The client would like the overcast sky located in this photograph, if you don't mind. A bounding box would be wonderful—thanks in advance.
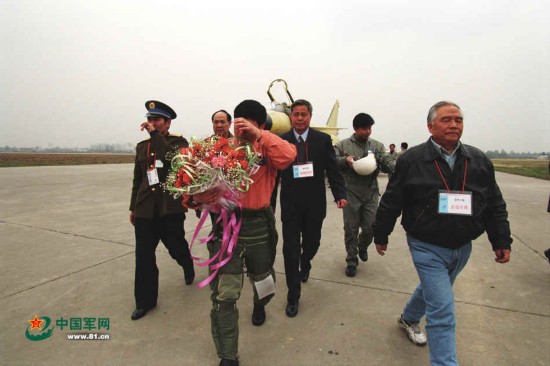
[1,0,549,152]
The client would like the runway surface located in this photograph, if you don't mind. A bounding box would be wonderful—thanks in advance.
[1,164,549,365]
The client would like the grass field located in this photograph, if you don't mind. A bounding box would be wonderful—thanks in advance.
[0,153,134,167]
[492,159,549,181]
[1,153,549,181]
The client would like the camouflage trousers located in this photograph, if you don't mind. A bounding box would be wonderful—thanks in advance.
[207,207,278,360]
[343,193,379,266]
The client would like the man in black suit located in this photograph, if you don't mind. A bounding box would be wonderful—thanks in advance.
[279,99,347,318]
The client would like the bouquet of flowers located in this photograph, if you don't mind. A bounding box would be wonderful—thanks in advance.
[165,135,262,287]
[165,135,261,206]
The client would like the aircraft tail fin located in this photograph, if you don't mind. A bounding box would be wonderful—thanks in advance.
[326,100,340,127]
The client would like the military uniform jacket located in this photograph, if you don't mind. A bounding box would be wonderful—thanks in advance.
[130,131,188,219]
[334,135,395,208]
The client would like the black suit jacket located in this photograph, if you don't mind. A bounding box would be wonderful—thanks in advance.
[279,128,346,221]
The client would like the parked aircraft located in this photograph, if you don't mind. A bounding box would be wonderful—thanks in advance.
[263,79,345,144]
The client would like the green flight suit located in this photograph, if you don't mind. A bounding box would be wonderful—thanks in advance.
[207,207,278,360]
[334,134,395,267]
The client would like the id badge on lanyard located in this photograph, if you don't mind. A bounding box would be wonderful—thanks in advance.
[438,190,472,216]
[293,162,314,178]
[147,168,160,185]
[434,159,472,216]
[146,143,161,186]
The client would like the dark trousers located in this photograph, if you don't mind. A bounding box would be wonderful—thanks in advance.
[282,206,324,302]
[134,213,193,309]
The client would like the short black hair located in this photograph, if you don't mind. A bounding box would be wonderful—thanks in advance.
[352,113,375,129]
[211,109,232,122]
[291,99,313,114]
[234,100,266,125]
[401,142,408,149]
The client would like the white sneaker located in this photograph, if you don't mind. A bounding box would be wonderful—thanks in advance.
[398,315,427,346]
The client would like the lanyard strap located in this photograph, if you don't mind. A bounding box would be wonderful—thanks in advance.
[434,159,468,192]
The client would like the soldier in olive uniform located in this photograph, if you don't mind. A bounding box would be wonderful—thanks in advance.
[334,113,395,277]
[129,100,195,321]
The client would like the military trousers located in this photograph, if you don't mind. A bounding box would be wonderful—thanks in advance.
[343,192,379,266]
[134,213,194,309]
[208,207,278,361]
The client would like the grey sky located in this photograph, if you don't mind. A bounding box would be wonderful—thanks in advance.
[1,0,549,152]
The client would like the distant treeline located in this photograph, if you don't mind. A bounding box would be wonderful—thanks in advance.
[1,143,135,153]
[484,150,549,159]
[0,146,548,158]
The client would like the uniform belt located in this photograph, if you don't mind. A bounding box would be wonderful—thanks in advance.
[240,207,272,218]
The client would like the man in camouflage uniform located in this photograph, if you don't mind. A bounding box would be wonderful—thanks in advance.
[334,113,395,277]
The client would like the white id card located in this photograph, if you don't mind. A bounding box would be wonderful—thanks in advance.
[438,190,472,216]
[292,162,314,178]
[155,159,164,168]
[147,168,160,186]
[253,274,276,300]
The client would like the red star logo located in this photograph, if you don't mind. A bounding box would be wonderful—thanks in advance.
[28,315,44,330]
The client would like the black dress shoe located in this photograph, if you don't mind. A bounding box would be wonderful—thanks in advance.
[285,300,299,318]
[219,358,239,366]
[345,265,357,277]
[185,271,195,285]
[300,269,310,283]
[131,308,149,320]
[251,304,266,326]
[359,249,369,262]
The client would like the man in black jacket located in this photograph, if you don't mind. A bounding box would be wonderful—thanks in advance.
[279,99,347,318]
[373,101,512,366]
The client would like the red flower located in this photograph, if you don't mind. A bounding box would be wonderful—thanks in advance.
[222,146,233,155]
[182,172,193,185]
[193,145,203,154]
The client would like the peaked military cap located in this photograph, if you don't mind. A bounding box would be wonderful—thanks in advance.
[145,100,177,119]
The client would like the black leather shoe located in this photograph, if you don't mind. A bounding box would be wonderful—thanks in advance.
[219,358,240,366]
[285,300,299,318]
[345,265,357,277]
[131,308,149,320]
[252,304,266,326]
[300,269,310,283]
[359,249,369,262]
[184,270,195,285]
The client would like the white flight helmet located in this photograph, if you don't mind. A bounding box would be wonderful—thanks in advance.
[352,153,377,176]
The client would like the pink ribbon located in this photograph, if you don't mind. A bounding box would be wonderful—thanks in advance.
[188,203,242,288]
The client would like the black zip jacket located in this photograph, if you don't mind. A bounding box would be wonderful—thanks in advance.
[373,138,512,250]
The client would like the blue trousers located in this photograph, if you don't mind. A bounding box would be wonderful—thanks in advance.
[403,234,472,366]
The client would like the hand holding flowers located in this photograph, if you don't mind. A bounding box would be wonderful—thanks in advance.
[165,135,261,207]
[164,135,262,287]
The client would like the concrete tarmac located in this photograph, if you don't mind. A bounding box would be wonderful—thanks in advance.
[1,164,549,366]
